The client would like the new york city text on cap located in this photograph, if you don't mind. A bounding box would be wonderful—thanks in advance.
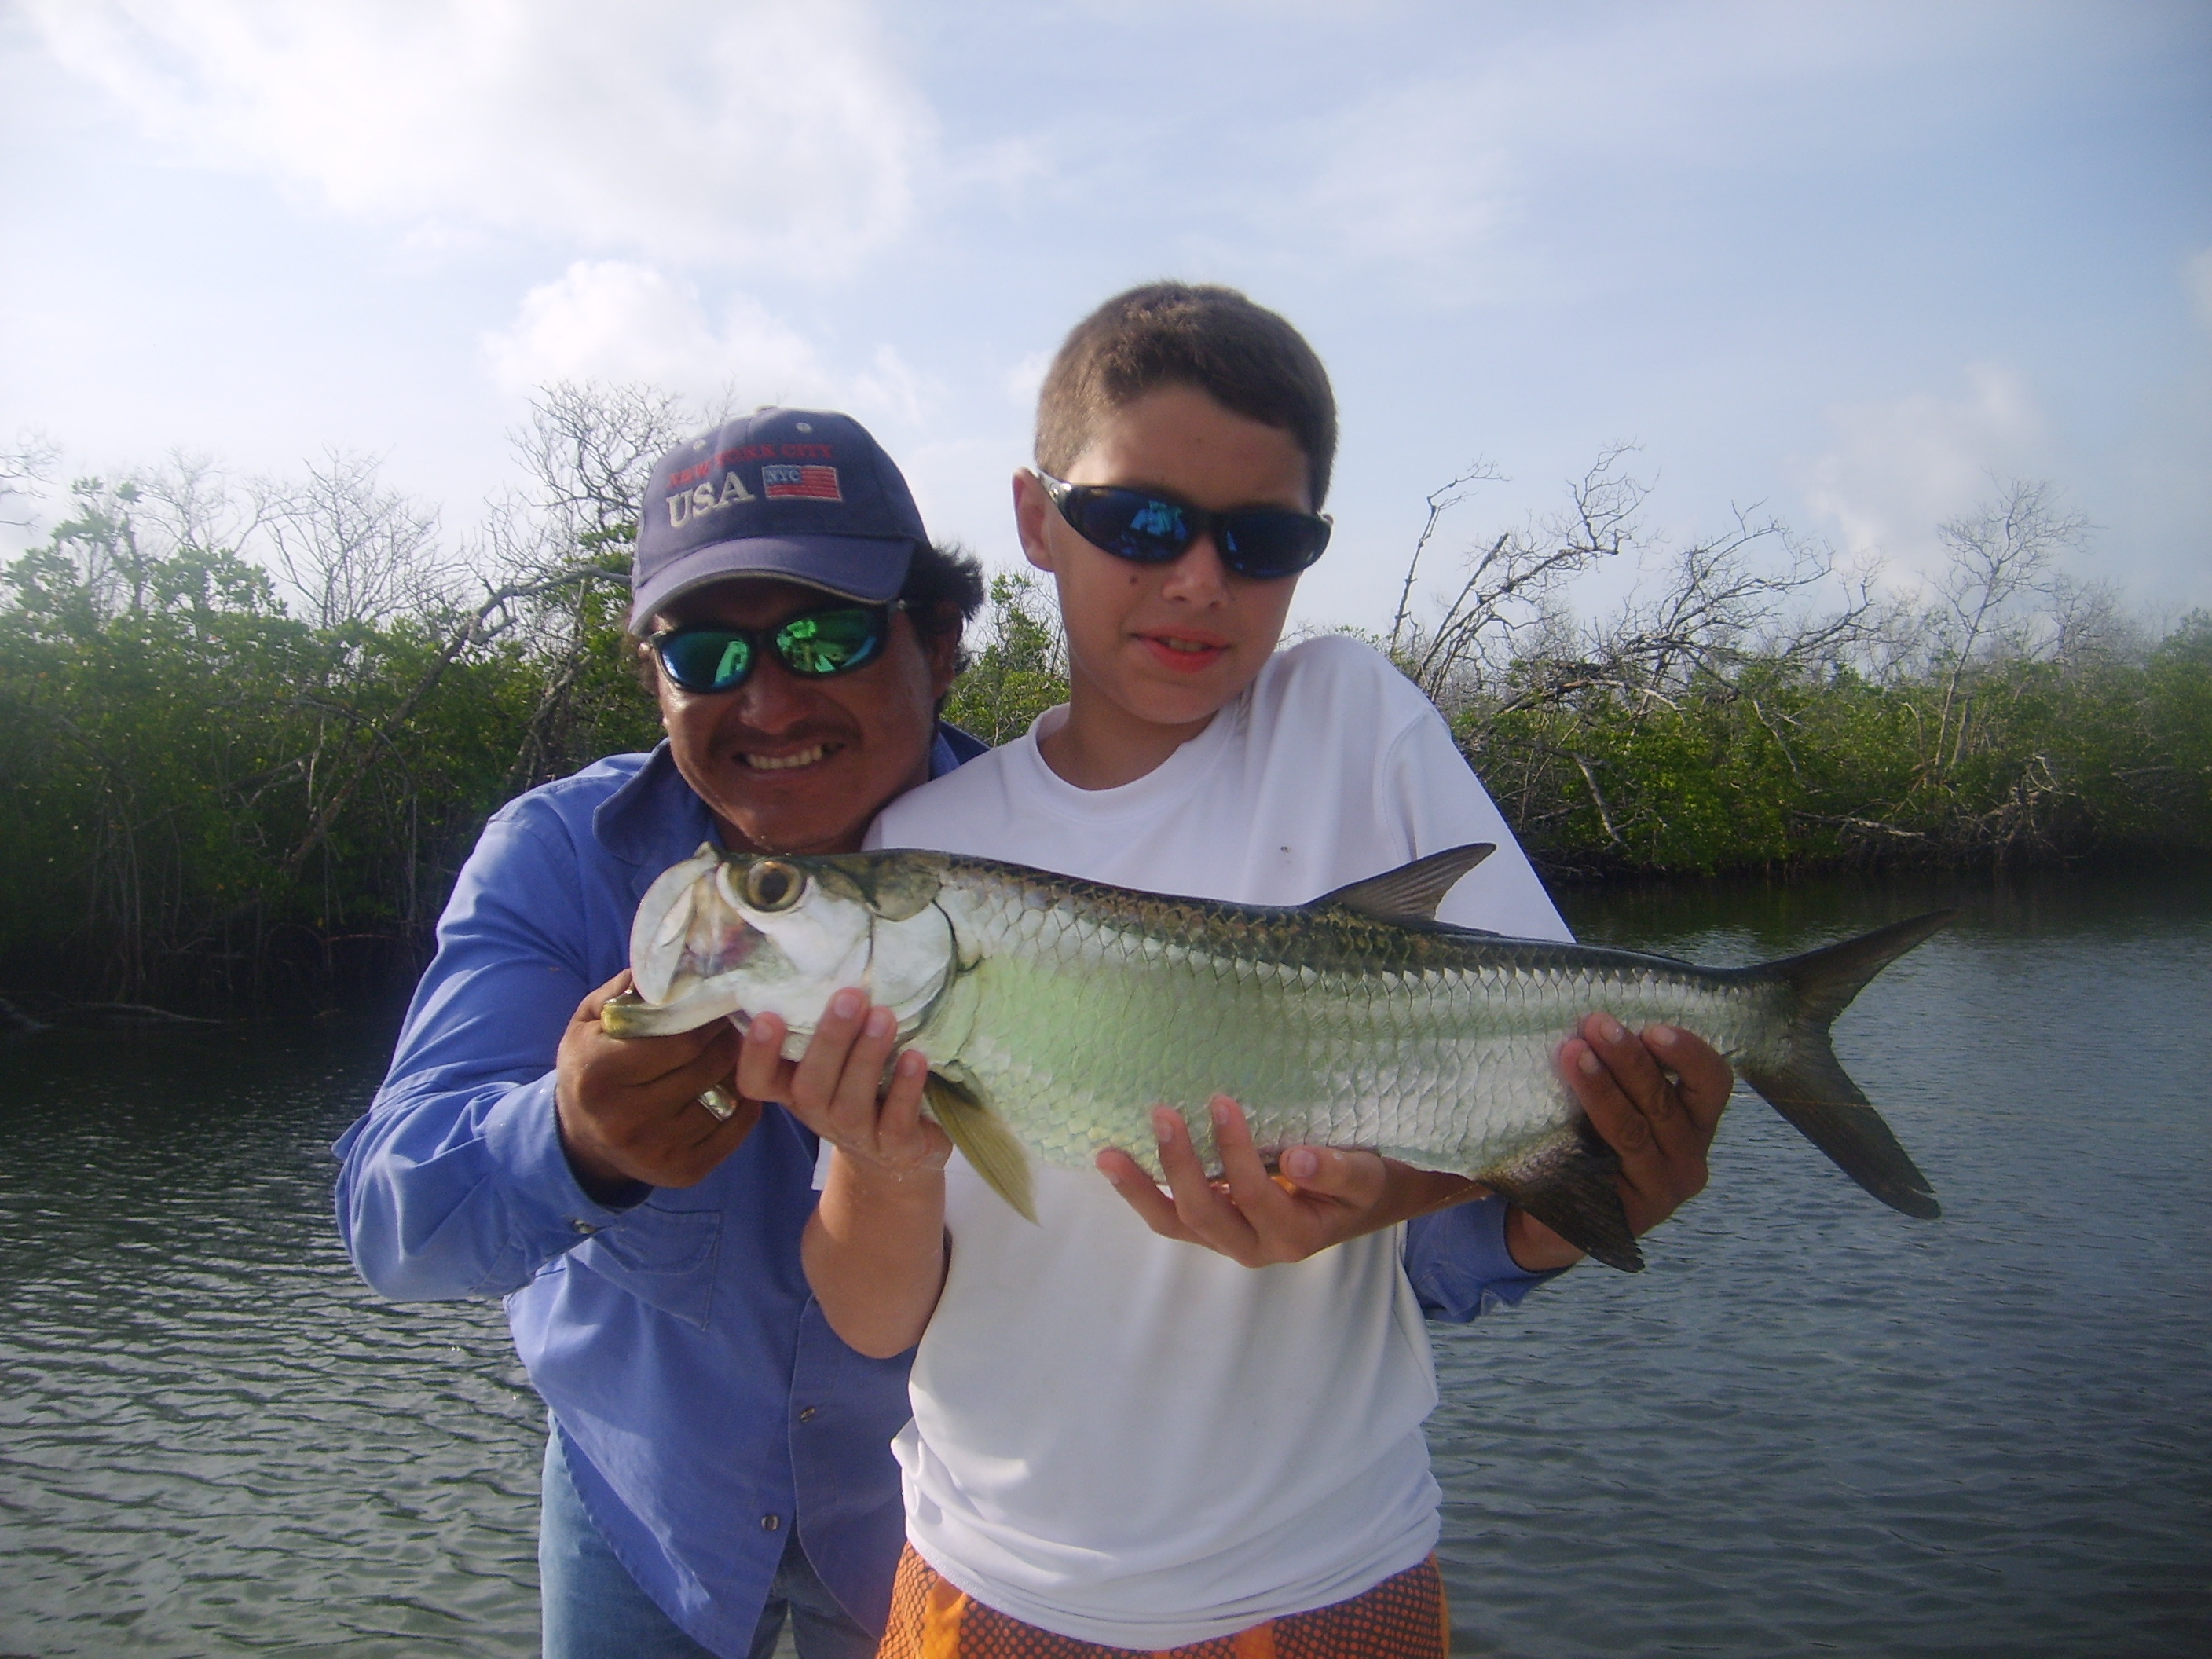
[632,407,928,620]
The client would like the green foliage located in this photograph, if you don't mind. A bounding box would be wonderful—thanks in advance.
[1463,619,2212,877]
[0,478,647,1011]
[942,573,1068,746]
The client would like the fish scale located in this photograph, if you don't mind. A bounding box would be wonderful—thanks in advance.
[602,844,1950,1269]
[929,870,1780,1181]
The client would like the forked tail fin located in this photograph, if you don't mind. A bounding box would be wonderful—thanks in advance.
[1736,910,1955,1220]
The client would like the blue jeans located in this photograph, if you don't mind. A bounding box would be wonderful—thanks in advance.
[538,1430,878,1659]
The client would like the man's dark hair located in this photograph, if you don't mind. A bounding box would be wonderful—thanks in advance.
[1034,282,1339,509]
[901,540,986,672]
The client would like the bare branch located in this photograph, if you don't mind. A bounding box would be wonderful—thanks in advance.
[1388,462,1501,657]
[512,381,706,548]
[1,431,60,529]
[256,449,449,630]
[1931,477,2088,771]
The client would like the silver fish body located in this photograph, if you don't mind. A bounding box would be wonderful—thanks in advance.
[604,844,1946,1268]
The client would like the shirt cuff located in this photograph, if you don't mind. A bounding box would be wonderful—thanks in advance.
[480,1072,650,1243]
[1406,1192,1569,1323]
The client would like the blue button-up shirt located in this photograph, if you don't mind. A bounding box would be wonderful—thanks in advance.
[333,731,1548,1656]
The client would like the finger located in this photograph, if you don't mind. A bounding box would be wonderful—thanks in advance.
[876,1047,934,1133]
[1558,1035,1657,1167]
[661,1025,744,1111]
[734,1012,799,1104]
[1152,1106,1260,1256]
[886,1050,954,1168]
[1207,1097,1299,1219]
[588,1018,734,1099]
[1097,1148,1202,1243]
[824,1005,904,1137]
[787,988,870,1111]
[683,1085,763,1151]
[575,969,635,1022]
[1275,1144,1390,1208]
[1580,1012,1678,1128]
[1642,1025,1734,1132]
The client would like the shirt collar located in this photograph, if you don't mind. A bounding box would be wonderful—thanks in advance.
[591,743,712,866]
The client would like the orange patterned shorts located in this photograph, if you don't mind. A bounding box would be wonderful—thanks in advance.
[875,1545,1451,1659]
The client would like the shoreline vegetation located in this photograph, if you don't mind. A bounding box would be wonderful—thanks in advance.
[5,386,2207,1016]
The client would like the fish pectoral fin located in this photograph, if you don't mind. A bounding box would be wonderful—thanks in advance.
[1481,1120,1645,1273]
[923,1072,1036,1225]
[1310,844,1496,924]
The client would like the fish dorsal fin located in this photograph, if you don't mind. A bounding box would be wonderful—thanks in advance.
[1309,844,1495,924]
[924,1072,1036,1224]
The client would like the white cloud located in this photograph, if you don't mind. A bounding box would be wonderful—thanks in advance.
[482,261,941,431]
[1801,363,2053,585]
[25,0,932,271]
[483,262,833,406]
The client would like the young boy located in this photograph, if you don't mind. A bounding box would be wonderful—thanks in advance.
[742,284,1730,1657]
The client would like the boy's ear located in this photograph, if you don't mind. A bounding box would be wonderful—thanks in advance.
[1011,470,1058,574]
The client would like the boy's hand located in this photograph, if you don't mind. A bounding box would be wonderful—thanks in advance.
[1097,1020,1734,1269]
[1097,1097,1477,1267]
[736,991,950,1181]
[758,989,953,1361]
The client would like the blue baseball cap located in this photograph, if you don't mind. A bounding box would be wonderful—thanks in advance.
[632,408,926,621]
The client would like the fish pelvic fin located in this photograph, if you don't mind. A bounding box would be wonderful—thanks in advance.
[1739,910,1956,1221]
[924,1071,1036,1224]
[1312,844,1496,924]
[1481,1120,1644,1273]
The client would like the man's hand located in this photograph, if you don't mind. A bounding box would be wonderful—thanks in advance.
[1097,1100,1474,1267]
[555,970,754,1199]
[735,991,951,1181]
[1503,1017,1735,1271]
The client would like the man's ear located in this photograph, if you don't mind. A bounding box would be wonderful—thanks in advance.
[1012,470,1057,574]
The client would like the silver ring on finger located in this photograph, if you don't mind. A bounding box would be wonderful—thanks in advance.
[696,1084,739,1122]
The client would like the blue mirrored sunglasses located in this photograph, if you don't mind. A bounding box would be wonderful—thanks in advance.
[650,602,904,694]
[1037,472,1331,580]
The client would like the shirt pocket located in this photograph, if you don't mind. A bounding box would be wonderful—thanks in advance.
[569,1203,723,1331]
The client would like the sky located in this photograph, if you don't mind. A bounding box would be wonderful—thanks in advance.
[3,0,2208,637]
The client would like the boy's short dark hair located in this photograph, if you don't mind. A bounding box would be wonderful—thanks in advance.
[1035,282,1339,509]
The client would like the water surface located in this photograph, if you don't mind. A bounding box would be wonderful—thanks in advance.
[1,870,2206,1655]
[1433,868,2211,1656]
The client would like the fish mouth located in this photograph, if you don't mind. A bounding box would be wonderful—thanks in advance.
[742,742,835,771]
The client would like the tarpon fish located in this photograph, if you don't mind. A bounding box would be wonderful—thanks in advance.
[602,844,1947,1269]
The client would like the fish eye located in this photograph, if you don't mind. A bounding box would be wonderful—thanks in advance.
[741,859,805,913]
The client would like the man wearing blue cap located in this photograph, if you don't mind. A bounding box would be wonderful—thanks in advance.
[335,408,987,1659]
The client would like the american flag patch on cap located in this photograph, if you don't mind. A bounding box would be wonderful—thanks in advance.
[762,464,842,501]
